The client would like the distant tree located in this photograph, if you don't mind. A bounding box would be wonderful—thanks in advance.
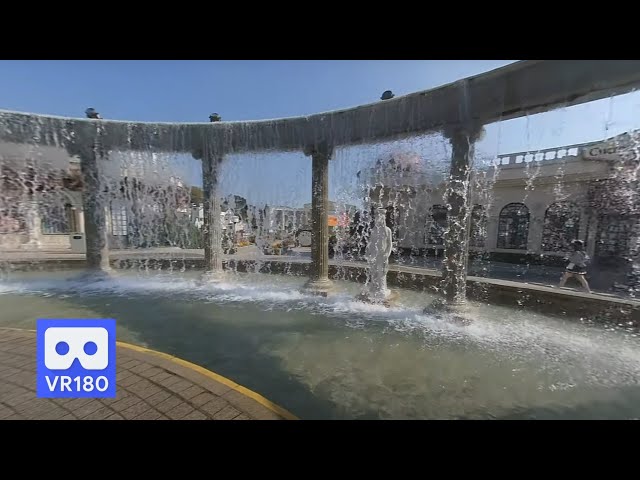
[233,195,248,210]
[258,205,266,235]
[190,186,204,205]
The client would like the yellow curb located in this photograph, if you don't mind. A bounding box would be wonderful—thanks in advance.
[116,341,299,421]
[0,328,298,420]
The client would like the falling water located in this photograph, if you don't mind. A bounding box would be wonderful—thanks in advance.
[3,62,640,419]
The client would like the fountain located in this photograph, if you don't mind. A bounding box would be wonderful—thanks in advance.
[3,60,640,419]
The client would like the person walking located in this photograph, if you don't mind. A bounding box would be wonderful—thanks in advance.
[558,239,591,293]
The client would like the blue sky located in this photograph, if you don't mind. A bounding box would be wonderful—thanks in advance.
[1,60,639,208]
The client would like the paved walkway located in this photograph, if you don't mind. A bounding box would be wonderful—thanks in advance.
[0,328,296,420]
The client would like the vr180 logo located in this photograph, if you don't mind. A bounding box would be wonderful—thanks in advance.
[37,319,116,398]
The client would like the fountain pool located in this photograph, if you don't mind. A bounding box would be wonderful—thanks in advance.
[1,269,639,420]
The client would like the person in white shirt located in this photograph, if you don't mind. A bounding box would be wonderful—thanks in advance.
[558,240,591,293]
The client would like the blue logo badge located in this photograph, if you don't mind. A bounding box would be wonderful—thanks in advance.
[36,319,116,398]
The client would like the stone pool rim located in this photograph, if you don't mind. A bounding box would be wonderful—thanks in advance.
[2,253,640,328]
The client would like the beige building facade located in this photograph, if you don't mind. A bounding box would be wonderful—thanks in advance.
[365,133,638,275]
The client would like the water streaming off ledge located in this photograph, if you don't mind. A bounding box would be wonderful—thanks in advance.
[3,62,640,419]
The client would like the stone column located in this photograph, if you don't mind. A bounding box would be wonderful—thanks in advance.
[486,210,500,250]
[24,198,42,249]
[527,204,546,255]
[586,213,598,259]
[440,124,484,306]
[202,152,224,279]
[77,207,85,234]
[70,121,111,272]
[81,143,111,271]
[303,143,333,296]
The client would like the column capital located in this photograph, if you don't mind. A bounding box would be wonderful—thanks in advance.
[63,121,102,158]
[191,148,226,162]
[303,142,333,159]
[64,142,91,159]
[442,122,485,144]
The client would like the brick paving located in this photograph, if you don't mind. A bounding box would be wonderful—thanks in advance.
[0,328,289,420]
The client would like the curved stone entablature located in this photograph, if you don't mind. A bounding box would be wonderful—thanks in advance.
[2,60,640,157]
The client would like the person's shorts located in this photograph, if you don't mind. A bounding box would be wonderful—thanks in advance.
[566,266,587,275]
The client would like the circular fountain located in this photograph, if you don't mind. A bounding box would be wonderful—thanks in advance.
[3,60,640,419]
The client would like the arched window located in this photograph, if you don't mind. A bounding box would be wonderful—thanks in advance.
[41,202,72,234]
[541,202,581,252]
[470,205,487,248]
[0,205,25,234]
[425,205,448,245]
[110,203,128,236]
[596,214,640,259]
[497,203,530,250]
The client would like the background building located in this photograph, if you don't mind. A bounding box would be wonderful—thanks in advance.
[0,143,192,251]
[360,131,639,290]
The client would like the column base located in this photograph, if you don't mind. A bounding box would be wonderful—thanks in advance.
[200,270,226,284]
[423,297,474,325]
[86,263,113,273]
[303,278,333,297]
[68,268,114,284]
[356,289,399,308]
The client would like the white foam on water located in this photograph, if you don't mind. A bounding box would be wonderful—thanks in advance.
[207,278,310,302]
[2,271,640,382]
[396,311,640,383]
[0,283,26,294]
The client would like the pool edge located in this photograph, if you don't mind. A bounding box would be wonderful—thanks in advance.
[116,340,299,421]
